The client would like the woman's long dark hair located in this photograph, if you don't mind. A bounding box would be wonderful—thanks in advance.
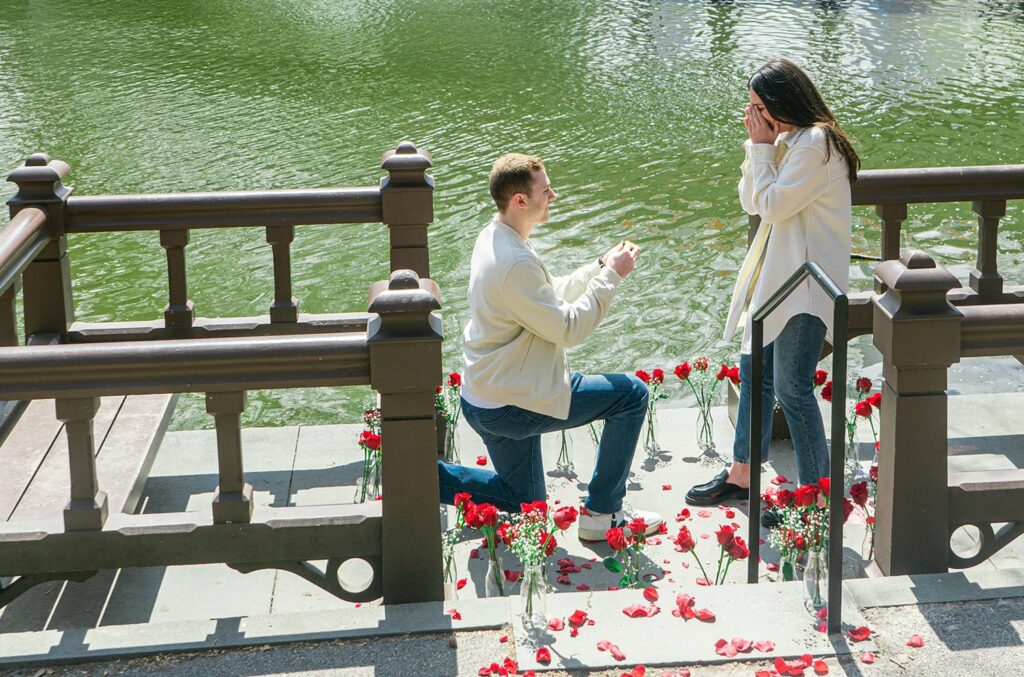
[748,58,860,182]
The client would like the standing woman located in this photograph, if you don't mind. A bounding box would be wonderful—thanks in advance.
[686,58,859,505]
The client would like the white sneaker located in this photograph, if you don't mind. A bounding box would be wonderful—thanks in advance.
[577,506,665,542]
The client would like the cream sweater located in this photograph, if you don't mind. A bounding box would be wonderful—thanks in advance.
[461,218,622,419]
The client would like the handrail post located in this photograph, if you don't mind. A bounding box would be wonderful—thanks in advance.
[0,277,19,346]
[367,268,443,604]
[747,317,764,584]
[160,229,195,329]
[876,204,907,262]
[827,294,848,635]
[6,154,74,341]
[267,225,299,322]
[56,397,108,531]
[970,199,1006,297]
[380,142,433,278]
[872,250,961,574]
[206,391,253,524]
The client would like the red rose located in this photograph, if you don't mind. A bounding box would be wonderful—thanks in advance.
[855,400,873,417]
[793,534,807,550]
[869,465,878,483]
[519,500,548,516]
[453,492,473,510]
[843,497,855,523]
[652,368,665,384]
[850,481,869,507]
[435,385,443,394]
[627,517,648,537]
[447,372,462,387]
[818,477,831,498]
[674,362,691,380]
[795,484,820,507]
[477,503,499,527]
[775,489,795,507]
[539,531,557,556]
[725,535,749,560]
[820,381,832,402]
[867,392,882,408]
[716,364,729,381]
[606,527,629,551]
[856,376,872,393]
[553,506,578,530]
[674,526,696,553]
[635,369,651,384]
[496,522,513,546]
[715,524,735,546]
[358,430,382,450]
[464,503,482,528]
[813,369,828,386]
[693,356,709,371]
[726,366,740,384]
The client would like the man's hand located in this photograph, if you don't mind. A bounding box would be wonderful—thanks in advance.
[602,240,641,278]
[745,103,779,145]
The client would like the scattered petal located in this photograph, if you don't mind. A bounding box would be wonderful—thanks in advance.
[535,647,551,664]
[696,577,712,586]
[817,607,828,620]
[568,609,589,626]
[813,659,829,674]
[469,549,480,559]
[753,640,775,652]
[597,640,612,652]
[772,475,789,485]
[658,522,669,535]
[663,484,672,491]
[859,652,876,664]
[848,626,872,642]
[697,510,713,518]
[570,627,579,637]
[476,456,488,466]
[700,533,710,539]
[582,562,592,570]
[547,617,564,631]
[576,583,591,591]
[499,634,509,643]
[713,638,738,657]
[643,587,660,602]
[724,509,736,518]
[676,508,691,522]
[447,608,462,620]
[816,621,828,633]
[609,643,627,661]
[766,562,779,572]
[695,608,716,622]
[622,603,660,618]
[907,634,925,648]
[731,638,752,653]
[456,578,467,590]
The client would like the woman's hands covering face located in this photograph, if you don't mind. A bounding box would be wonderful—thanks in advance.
[744,103,780,145]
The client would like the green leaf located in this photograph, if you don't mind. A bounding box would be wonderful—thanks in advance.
[619,575,631,588]
[603,556,622,573]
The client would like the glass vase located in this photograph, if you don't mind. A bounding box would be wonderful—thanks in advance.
[696,402,715,454]
[555,430,575,476]
[644,406,661,458]
[781,559,796,582]
[802,549,828,615]
[519,563,547,629]
[444,420,460,464]
[353,454,381,503]
[484,554,506,597]
[844,421,863,484]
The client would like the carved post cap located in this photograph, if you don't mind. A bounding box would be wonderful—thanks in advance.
[7,155,72,206]
[381,142,433,189]
[367,269,441,338]
[875,250,960,302]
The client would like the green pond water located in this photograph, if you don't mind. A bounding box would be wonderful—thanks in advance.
[1,0,1022,430]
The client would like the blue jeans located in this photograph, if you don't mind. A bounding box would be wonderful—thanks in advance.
[733,313,829,485]
[438,372,648,514]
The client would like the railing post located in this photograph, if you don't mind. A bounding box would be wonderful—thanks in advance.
[367,268,443,604]
[0,277,19,346]
[876,204,907,262]
[872,250,961,575]
[266,225,299,322]
[206,391,253,524]
[380,142,433,278]
[55,397,108,531]
[6,154,74,340]
[970,199,1006,297]
[160,229,195,329]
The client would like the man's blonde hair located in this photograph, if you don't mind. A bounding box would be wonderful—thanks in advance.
[489,153,545,212]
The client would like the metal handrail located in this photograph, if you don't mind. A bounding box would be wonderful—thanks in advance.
[0,207,49,295]
[852,164,1024,205]
[747,260,848,636]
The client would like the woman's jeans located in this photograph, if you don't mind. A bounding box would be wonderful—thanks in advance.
[438,372,648,514]
[733,313,829,485]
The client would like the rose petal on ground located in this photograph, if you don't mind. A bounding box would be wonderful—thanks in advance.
[663,484,672,490]
[547,617,564,631]
[582,562,592,569]
[535,647,551,664]
[523,672,536,677]
[499,634,508,643]
[658,522,669,535]
[799,654,813,668]
[676,508,691,522]
[576,583,591,591]
[907,634,925,648]
[624,666,646,677]
[695,608,716,622]
[696,577,711,586]
[569,609,589,626]
[859,652,876,664]
[772,475,789,485]
[816,621,827,633]
[700,533,710,539]
[570,627,579,637]
[647,537,663,545]
[505,569,522,582]
[755,672,773,677]
[817,607,828,620]
[469,549,480,559]
[753,640,775,652]
[697,510,712,518]
[731,638,752,653]
[623,603,660,618]
[597,640,611,652]
[813,659,829,674]
[609,644,627,661]
[644,587,660,602]
[476,456,488,465]
[766,562,779,572]
[447,609,461,620]
[680,562,689,569]
[556,574,571,585]
[713,639,738,657]
[848,626,872,642]
[456,578,467,590]
[725,509,736,518]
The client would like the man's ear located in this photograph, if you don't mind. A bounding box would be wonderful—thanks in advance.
[511,192,527,209]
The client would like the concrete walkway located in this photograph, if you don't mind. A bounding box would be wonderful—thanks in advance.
[2,354,1024,674]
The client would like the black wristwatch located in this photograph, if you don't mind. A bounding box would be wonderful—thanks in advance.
[597,256,606,269]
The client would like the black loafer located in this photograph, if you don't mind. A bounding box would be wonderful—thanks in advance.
[760,507,782,529]
[685,470,749,506]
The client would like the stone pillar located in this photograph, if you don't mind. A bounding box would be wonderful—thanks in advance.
[367,269,443,604]
[6,154,74,340]
[267,225,299,323]
[970,199,1006,297]
[380,142,433,278]
[872,250,962,575]
[206,391,253,524]
[160,229,195,329]
[876,204,907,263]
[56,397,108,531]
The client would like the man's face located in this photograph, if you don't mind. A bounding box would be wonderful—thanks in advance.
[525,169,557,224]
